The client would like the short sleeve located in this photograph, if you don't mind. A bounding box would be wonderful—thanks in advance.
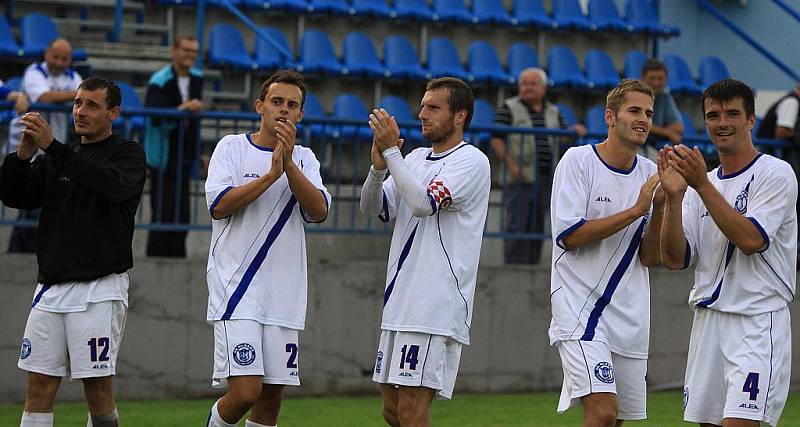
[681,189,700,269]
[205,138,236,219]
[23,68,49,103]
[551,149,589,250]
[776,97,800,129]
[426,149,490,214]
[298,149,332,223]
[745,164,798,253]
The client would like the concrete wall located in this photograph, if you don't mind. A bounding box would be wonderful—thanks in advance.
[1,254,798,403]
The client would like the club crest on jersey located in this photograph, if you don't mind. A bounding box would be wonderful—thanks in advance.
[232,343,256,366]
[20,338,31,360]
[427,179,452,210]
[594,362,614,384]
[735,189,749,214]
[375,351,384,374]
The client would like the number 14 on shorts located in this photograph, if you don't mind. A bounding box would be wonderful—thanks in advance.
[399,344,419,370]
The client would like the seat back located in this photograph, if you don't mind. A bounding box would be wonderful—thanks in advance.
[342,32,382,72]
[623,50,647,79]
[507,43,539,80]
[255,26,294,68]
[584,49,619,87]
[698,56,730,89]
[208,23,250,66]
[21,13,60,56]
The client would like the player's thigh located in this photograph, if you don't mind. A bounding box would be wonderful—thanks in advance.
[18,308,68,378]
[611,353,647,420]
[213,320,265,388]
[372,330,461,399]
[260,325,300,386]
[556,340,617,414]
[684,309,726,425]
[721,308,791,426]
[65,301,127,379]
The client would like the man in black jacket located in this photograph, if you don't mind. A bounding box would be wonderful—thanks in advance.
[1,77,146,427]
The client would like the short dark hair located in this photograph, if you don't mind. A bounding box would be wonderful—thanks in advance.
[77,77,121,109]
[425,77,474,131]
[702,78,755,118]
[641,59,667,76]
[173,35,197,48]
[259,69,306,108]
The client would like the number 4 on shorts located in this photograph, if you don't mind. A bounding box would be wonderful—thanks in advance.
[743,372,759,401]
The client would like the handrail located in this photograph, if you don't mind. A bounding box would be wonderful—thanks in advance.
[770,0,800,26]
[695,0,800,82]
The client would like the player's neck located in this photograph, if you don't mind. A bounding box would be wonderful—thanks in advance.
[251,131,278,149]
[81,129,113,144]
[718,142,759,176]
[595,137,637,171]
[430,134,464,154]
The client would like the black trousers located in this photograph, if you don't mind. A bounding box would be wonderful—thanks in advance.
[146,167,190,257]
[503,178,552,264]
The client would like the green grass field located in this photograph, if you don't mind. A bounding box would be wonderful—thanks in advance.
[1,392,799,426]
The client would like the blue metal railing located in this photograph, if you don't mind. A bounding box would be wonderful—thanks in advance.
[770,0,800,26]
[0,102,792,243]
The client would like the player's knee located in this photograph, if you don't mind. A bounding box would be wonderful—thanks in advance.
[381,406,400,427]
[25,374,59,409]
[228,384,261,409]
[589,405,618,427]
[396,400,423,426]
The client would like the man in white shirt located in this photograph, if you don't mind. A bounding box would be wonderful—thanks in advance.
[660,79,796,427]
[204,70,330,427]
[550,79,662,426]
[360,77,491,426]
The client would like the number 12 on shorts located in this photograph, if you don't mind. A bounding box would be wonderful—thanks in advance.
[399,344,419,370]
[743,372,760,401]
[87,337,110,362]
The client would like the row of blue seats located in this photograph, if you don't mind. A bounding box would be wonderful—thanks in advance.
[0,13,88,60]
[162,0,678,36]
[209,24,729,92]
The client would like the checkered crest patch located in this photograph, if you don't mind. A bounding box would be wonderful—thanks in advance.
[427,178,452,210]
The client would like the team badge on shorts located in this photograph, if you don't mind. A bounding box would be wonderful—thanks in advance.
[375,351,384,374]
[20,338,31,360]
[594,361,614,384]
[232,343,256,366]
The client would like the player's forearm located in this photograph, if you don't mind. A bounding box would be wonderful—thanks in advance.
[211,172,280,220]
[561,207,641,250]
[638,204,664,267]
[660,196,688,269]
[36,91,77,104]
[360,166,387,216]
[695,183,765,255]
[382,147,433,217]
[285,162,327,222]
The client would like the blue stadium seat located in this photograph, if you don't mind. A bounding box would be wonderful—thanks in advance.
[431,0,473,23]
[547,45,589,88]
[584,49,619,89]
[426,37,469,81]
[383,35,427,80]
[208,24,257,70]
[468,98,496,146]
[506,43,540,82]
[297,29,346,75]
[588,0,631,32]
[0,76,22,124]
[623,50,647,79]
[472,0,513,26]
[351,0,393,18]
[625,0,680,36]
[20,13,88,60]
[392,0,435,21]
[330,93,372,141]
[254,26,294,70]
[114,81,145,132]
[342,32,388,77]
[0,15,23,58]
[242,0,308,12]
[307,0,350,15]
[467,41,514,85]
[681,112,698,138]
[511,0,555,28]
[3,76,21,91]
[698,56,730,90]
[552,0,594,31]
[663,53,701,95]
[556,102,577,126]
[297,91,326,142]
[584,104,607,143]
[378,95,422,143]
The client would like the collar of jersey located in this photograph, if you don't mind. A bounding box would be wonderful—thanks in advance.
[246,133,274,152]
[717,153,763,180]
[591,144,637,175]
[426,141,467,161]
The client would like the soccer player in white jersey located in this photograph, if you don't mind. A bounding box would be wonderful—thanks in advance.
[360,77,491,426]
[550,79,664,426]
[204,70,330,427]
[659,79,797,427]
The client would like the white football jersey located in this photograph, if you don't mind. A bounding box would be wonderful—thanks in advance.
[549,144,657,359]
[205,134,331,329]
[378,142,490,345]
[682,154,797,314]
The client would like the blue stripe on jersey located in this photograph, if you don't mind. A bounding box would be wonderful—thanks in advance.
[681,239,691,269]
[427,194,437,215]
[31,285,51,308]
[383,224,419,306]
[580,217,647,341]
[221,196,298,320]
[696,241,736,308]
[209,186,234,218]
[555,218,587,251]
[379,192,390,223]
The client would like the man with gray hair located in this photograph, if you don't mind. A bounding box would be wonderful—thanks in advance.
[491,67,586,264]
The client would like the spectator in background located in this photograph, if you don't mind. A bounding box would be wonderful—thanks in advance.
[1,78,30,153]
[144,35,204,258]
[490,67,586,265]
[641,59,684,156]
[8,38,82,254]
